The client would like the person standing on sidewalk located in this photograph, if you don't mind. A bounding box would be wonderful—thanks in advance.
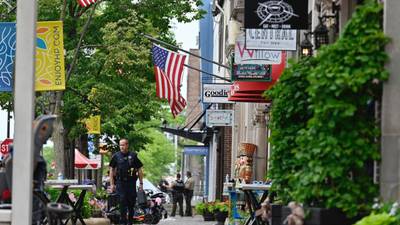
[184,171,195,216]
[170,173,185,217]
[109,138,144,225]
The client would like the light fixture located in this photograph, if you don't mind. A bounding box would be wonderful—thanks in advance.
[300,33,313,57]
[313,17,329,49]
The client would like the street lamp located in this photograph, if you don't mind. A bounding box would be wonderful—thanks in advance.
[313,17,329,49]
[300,33,313,57]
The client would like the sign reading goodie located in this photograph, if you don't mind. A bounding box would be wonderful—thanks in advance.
[245,0,308,29]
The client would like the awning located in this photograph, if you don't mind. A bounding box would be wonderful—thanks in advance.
[228,51,287,102]
[74,149,98,169]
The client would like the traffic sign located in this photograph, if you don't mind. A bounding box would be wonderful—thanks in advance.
[0,138,13,155]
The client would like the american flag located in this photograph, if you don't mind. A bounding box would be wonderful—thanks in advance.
[152,44,187,117]
[77,0,97,7]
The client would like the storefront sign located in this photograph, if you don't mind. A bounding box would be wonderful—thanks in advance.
[206,110,234,127]
[235,35,282,64]
[232,64,272,81]
[245,0,308,29]
[245,29,297,51]
[183,146,208,155]
[202,83,232,103]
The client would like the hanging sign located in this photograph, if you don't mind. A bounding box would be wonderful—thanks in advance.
[36,21,66,91]
[183,146,209,155]
[232,64,272,82]
[202,83,233,103]
[245,29,297,51]
[0,21,66,92]
[85,115,101,134]
[235,35,282,65]
[206,110,234,127]
[0,23,16,92]
[245,0,309,29]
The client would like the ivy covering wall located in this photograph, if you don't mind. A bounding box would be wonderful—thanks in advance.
[265,0,389,216]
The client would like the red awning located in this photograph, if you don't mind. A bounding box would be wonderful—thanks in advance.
[74,149,98,169]
[228,51,287,102]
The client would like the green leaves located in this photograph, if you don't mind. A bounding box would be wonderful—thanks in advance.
[265,0,388,216]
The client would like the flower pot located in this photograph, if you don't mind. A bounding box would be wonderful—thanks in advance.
[214,211,228,225]
[239,143,257,157]
[281,206,359,225]
[271,204,282,225]
[243,165,253,183]
[203,210,215,221]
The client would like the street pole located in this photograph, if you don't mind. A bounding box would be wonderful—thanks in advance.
[12,0,36,224]
[6,107,10,138]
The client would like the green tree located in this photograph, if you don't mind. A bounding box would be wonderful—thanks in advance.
[138,129,175,183]
[19,0,204,177]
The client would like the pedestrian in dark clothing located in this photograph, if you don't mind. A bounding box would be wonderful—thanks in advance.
[109,138,144,225]
[170,173,184,217]
[184,171,195,216]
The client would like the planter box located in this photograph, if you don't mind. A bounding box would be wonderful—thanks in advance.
[271,204,282,225]
[281,206,357,225]
[215,211,228,225]
[203,210,215,221]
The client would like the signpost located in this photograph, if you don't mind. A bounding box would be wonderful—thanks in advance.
[202,83,233,103]
[245,0,308,30]
[245,29,297,51]
[235,35,282,64]
[0,138,13,155]
[206,110,234,127]
[232,64,272,82]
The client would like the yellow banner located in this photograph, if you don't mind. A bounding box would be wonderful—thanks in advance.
[85,115,101,134]
[35,21,65,91]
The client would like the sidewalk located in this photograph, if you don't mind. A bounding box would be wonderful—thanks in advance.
[159,215,216,225]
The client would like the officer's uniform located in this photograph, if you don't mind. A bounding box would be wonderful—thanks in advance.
[110,151,143,225]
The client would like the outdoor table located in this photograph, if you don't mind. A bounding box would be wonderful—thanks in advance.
[237,183,271,225]
[45,180,93,225]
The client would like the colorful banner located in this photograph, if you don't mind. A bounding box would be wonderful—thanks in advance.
[36,21,65,91]
[0,23,16,92]
[85,115,101,134]
[0,21,65,92]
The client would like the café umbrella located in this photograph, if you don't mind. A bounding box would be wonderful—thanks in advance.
[74,149,98,169]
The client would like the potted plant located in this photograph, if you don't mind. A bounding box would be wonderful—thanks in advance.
[214,201,229,225]
[265,1,388,224]
[195,202,215,221]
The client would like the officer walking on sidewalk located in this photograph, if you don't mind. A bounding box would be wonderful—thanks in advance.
[109,138,144,225]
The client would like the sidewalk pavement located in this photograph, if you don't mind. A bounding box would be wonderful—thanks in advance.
[159,215,217,225]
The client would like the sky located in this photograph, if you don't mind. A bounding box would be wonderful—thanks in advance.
[0,20,199,142]
[171,20,200,98]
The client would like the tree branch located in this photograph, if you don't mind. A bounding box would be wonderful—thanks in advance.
[66,2,98,83]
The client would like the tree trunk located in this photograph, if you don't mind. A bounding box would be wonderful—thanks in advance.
[64,136,75,179]
[52,92,65,177]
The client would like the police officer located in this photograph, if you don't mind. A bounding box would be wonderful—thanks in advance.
[109,138,144,225]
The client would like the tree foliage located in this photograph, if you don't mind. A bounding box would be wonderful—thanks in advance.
[264,57,315,203]
[138,129,175,183]
[266,0,388,216]
[37,0,202,148]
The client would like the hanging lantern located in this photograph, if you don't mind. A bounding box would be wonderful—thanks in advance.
[313,18,329,49]
[300,33,313,57]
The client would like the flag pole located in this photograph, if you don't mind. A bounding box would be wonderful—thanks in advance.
[143,34,230,70]
[184,64,231,82]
